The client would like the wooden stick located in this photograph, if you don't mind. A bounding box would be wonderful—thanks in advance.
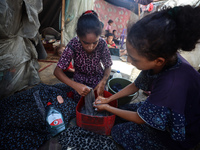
[61,0,65,45]
[138,4,141,19]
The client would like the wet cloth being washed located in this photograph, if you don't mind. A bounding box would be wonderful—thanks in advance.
[0,83,77,150]
[81,88,110,116]
[84,88,96,115]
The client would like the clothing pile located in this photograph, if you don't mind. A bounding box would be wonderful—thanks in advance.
[0,83,77,149]
[1,83,118,150]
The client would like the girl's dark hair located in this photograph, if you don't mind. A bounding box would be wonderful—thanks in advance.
[106,33,114,38]
[108,19,114,24]
[127,5,200,61]
[76,10,102,37]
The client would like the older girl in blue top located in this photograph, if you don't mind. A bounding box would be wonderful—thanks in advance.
[94,5,200,150]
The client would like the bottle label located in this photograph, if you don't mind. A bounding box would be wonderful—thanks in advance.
[47,113,63,126]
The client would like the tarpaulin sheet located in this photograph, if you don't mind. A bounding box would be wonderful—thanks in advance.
[63,0,94,44]
[0,0,43,99]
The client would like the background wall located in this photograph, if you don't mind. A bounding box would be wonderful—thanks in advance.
[94,0,133,37]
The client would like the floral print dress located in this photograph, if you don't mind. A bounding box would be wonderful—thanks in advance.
[57,36,112,103]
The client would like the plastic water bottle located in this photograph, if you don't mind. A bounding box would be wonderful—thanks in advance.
[46,102,65,136]
[112,70,122,78]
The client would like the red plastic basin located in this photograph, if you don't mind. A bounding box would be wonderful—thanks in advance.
[76,90,117,135]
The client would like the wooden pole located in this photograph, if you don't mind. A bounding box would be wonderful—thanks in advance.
[138,4,140,19]
[61,0,65,45]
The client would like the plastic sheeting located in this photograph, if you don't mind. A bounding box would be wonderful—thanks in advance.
[160,0,200,9]
[63,0,94,44]
[0,0,43,99]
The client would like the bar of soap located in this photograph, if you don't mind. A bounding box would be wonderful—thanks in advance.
[57,95,64,104]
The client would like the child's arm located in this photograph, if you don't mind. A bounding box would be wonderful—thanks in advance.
[94,83,143,124]
[95,82,139,104]
[94,104,145,124]
[67,68,75,73]
[94,66,111,96]
[54,66,90,96]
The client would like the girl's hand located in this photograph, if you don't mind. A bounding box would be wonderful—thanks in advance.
[93,103,109,111]
[94,81,105,96]
[75,83,91,96]
[95,96,109,104]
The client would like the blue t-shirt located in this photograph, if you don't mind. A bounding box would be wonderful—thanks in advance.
[134,54,200,148]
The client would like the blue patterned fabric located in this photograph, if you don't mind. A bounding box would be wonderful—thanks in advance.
[112,54,200,149]
[59,126,117,150]
[134,69,158,91]
[0,83,77,150]
[138,100,186,141]
[112,122,168,150]
[111,103,168,150]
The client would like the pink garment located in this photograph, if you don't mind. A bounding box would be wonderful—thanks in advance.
[105,24,111,31]
[94,0,132,37]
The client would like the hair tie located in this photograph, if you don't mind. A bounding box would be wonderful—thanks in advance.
[82,10,98,18]
[83,10,94,15]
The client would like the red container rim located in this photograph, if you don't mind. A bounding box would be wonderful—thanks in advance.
[76,90,118,135]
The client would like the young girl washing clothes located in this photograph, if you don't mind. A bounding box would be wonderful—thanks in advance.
[94,5,200,150]
[54,10,112,103]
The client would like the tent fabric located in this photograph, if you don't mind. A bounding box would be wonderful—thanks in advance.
[63,0,94,45]
[133,0,153,5]
[39,0,139,42]
[39,0,62,33]
[160,0,200,9]
[0,0,43,99]
[94,0,134,37]
[104,0,139,13]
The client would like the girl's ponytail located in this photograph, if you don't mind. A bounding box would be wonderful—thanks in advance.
[127,5,200,61]
[169,5,200,51]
